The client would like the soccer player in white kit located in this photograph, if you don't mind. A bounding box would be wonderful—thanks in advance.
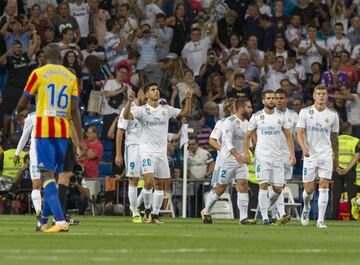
[297,85,339,229]
[13,111,42,218]
[208,98,236,187]
[243,90,296,225]
[202,98,257,225]
[115,90,147,224]
[123,83,192,224]
[273,88,299,224]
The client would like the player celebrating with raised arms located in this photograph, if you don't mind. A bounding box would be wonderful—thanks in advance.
[16,44,85,232]
[243,90,296,225]
[115,88,146,224]
[123,83,191,224]
[297,85,339,229]
[202,98,257,225]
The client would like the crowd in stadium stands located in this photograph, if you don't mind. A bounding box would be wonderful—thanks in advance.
[0,0,359,218]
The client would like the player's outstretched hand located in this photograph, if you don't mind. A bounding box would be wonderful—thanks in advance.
[128,89,135,101]
[115,155,123,167]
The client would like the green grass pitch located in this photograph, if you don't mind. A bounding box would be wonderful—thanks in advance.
[0,216,358,265]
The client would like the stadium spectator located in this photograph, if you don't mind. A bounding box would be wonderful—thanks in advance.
[69,0,90,48]
[104,18,127,72]
[53,2,81,44]
[80,125,104,179]
[88,0,111,48]
[298,24,327,74]
[187,136,214,216]
[181,22,218,77]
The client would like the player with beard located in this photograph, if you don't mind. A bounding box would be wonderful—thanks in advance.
[123,83,191,224]
[201,98,257,225]
[270,88,299,225]
[243,90,296,225]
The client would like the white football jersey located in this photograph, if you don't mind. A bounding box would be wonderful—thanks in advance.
[117,104,141,147]
[297,105,339,161]
[15,112,36,157]
[220,114,249,165]
[248,109,291,163]
[210,119,225,156]
[279,108,299,161]
[131,103,181,154]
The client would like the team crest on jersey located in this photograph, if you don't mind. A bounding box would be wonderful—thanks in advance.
[325,117,329,123]
[277,119,281,125]
[145,107,151,114]
[236,120,240,125]
[260,115,265,120]
[288,117,292,123]
[309,109,314,115]
[161,110,166,116]
[225,129,231,135]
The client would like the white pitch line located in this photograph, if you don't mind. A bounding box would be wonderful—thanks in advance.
[159,248,215,253]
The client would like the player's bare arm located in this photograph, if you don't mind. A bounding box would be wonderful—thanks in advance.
[115,128,125,167]
[283,128,296,166]
[243,130,254,164]
[209,138,221,151]
[15,95,31,119]
[178,89,192,118]
[297,127,309,157]
[71,97,86,155]
[123,90,135,120]
[331,132,339,169]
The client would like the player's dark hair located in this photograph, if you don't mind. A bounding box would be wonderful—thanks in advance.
[61,27,73,37]
[275,88,288,98]
[234,98,250,110]
[262,89,275,99]
[143,82,159,94]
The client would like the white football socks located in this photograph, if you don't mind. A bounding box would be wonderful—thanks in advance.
[258,189,269,220]
[317,188,329,223]
[302,189,313,212]
[152,190,164,215]
[143,188,153,210]
[31,189,42,214]
[203,189,219,215]
[237,192,249,221]
[136,188,144,208]
[276,192,286,217]
[128,185,138,217]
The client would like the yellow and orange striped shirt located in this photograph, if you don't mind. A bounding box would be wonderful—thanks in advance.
[23,64,79,138]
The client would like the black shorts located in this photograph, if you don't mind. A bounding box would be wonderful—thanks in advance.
[63,141,76,173]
